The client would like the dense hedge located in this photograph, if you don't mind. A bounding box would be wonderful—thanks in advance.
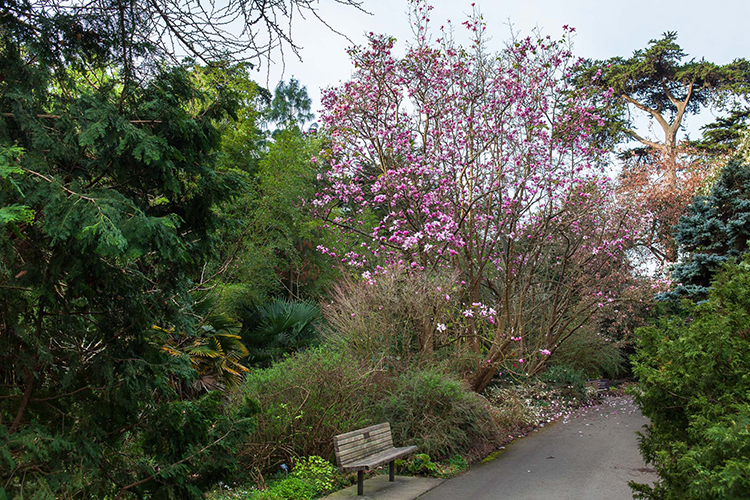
[632,259,750,499]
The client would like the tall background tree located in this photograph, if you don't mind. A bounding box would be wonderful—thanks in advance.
[578,33,750,263]
[267,77,315,132]
[580,32,750,179]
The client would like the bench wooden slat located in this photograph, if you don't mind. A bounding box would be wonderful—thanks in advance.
[336,442,393,464]
[336,445,393,466]
[334,423,395,467]
[339,446,418,472]
[334,423,390,443]
[336,436,392,457]
[334,426,391,447]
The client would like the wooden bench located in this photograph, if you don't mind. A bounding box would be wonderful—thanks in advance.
[586,378,610,392]
[333,422,418,496]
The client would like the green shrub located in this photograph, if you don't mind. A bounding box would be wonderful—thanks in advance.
[548,328,625,379]
[235,349,499,479]
[631,260,750,499]
[396,453,438,476]
[236,347,380,476]
[292,456,336,495]
[539,365,588,400]
[375,370,497,460]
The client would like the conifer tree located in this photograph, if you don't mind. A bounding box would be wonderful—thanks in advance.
[579,32,750,183]
[663,160,750,301]
[0,0,331,497]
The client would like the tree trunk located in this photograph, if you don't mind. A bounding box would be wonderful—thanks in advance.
[9,369,34,435]
[663,151,677,186]
[470,364,496,393]
[420,316,433,354]
[661,133,678,189]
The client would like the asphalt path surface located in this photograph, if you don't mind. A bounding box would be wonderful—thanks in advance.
[419,396,657,500]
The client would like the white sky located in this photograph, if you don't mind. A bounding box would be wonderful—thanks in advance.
[258,0,750,142]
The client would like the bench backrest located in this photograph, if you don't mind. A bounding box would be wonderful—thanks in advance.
[333,423,394,467]
[586,379,610,390]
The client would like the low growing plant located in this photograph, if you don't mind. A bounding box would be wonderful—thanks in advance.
[292,456,337,495]
[396,453,438,476]
[484,385,540,430]
[253,477,316,500]
[447,454,468,473]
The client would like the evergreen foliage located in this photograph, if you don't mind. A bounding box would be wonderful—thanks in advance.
[577,32,750,161]
[664,160,750,300]
[632,259,750,499]
[266,78,315,132]
[692,107,750,155]
[0,2,259,498]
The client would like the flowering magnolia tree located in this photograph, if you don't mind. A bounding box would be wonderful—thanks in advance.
[313,3,638,392]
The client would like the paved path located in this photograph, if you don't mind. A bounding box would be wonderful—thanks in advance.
[419,396,657,500]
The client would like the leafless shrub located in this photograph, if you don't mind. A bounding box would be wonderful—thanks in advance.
[321,267,462,368]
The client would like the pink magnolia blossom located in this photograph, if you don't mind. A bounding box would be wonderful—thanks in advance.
[311,0,638,391]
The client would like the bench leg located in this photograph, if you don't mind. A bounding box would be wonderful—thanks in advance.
[357,471,364,496]
[389,461,395,482]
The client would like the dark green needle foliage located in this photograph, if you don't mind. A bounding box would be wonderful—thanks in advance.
[632,259,750,499]
[576,32,750,161]
[267,78,315,132]
[663,160,750,301]
[692,107,750,155]
[0,2,257,498]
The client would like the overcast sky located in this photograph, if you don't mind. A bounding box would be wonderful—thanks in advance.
[258,0,750,141]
